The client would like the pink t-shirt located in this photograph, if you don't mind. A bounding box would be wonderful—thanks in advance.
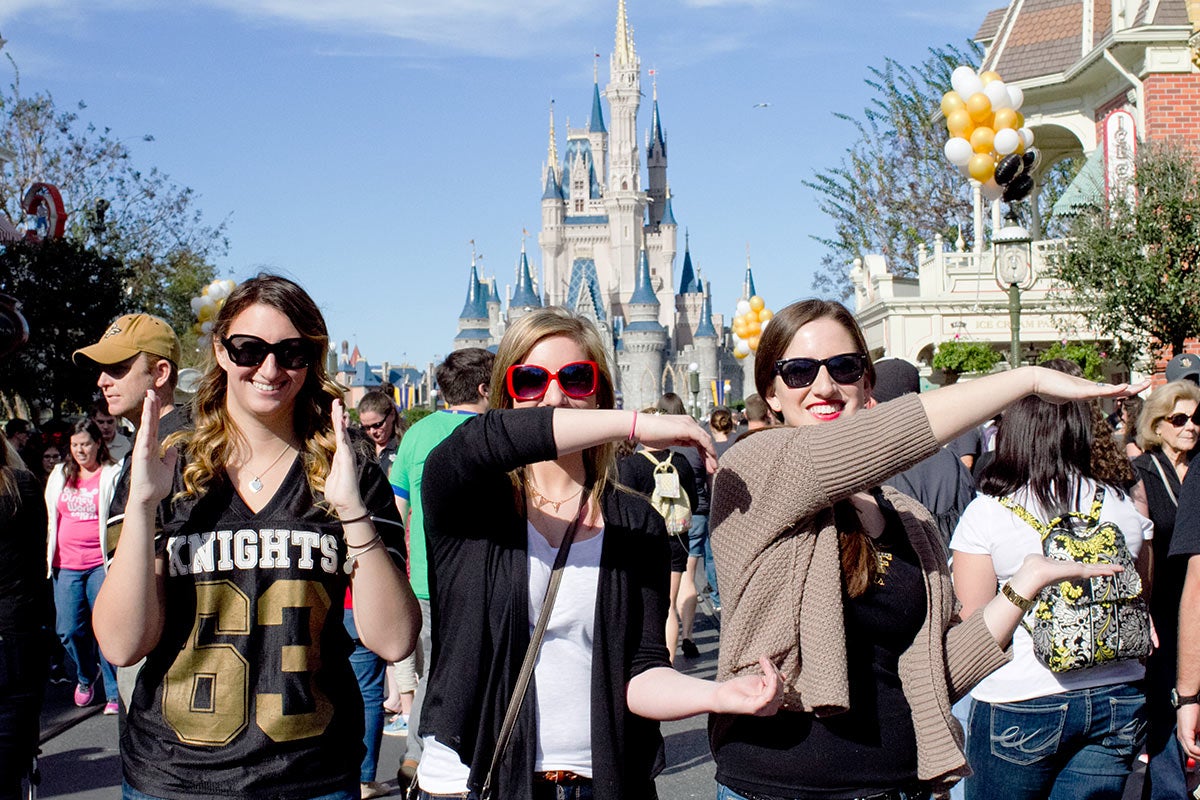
[54,470,105,570]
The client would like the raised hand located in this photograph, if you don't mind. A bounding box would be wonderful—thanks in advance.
[633,412,718,473]
[128,390,177,508]
[712,655,784,717]
[1029,366,1149,405]
[324,398,368,518]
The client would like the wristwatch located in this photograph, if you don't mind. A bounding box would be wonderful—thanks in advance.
[1171,689,1200,709]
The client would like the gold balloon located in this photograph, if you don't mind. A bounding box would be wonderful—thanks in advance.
[749,296,765,313]
[970,126,995,154]
[968,153,996,182]
[748,335,761,350]
[946,109,974,138]
[1014,111,1025,129]
[940,91,965,117]
[980,71,1002,86]
[992,108,1019,130]
[758,308,773,322]
[966,93,992,123]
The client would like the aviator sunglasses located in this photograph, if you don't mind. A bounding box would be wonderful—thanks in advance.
[506,360,599,401]
[774,353,868,389]
[361,410,394,433]
[220,335,315,370]
[1164,409,1200,428]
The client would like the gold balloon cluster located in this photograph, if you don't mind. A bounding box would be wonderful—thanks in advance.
[731,296,773,359]
[189,279,238,348]
[941,66,1037,202]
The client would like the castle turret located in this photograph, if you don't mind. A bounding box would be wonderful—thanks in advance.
[487,277,503,340]
[454,259,493,351]
[646,77,668,229]
[674,232,705,349]
[692,280,720,415]
[619,250,668,409]
[509,242,543,323]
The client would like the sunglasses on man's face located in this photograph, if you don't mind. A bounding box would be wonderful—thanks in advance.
[774,353,868,389]
[506,361,599,401]
[221,335,314,370]
[1164,410,1200,428]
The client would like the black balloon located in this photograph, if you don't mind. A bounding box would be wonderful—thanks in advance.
[995,154,1024,185]
[1022,148,1040,172]
[1003,174,1034,202]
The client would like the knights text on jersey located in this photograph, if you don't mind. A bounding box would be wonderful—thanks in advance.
[121,455,403,800]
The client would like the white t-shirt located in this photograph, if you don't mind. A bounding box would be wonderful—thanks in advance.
[416,521,604,793]
[950,479,1152,704]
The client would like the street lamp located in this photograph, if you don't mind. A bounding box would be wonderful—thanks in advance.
[993,218,1033,368]
[687,363,701,419]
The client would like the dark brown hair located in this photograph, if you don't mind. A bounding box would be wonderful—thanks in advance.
[64,419,112,487]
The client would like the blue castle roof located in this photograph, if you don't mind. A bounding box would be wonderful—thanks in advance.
[660,192,676,225]
[743,262,757,299]
[650,98,666,152]
[488,278,500,305]
[542,166,562,200]
[678,235,700,294]
[628,250,658,305]
[563,138,601,200]
[511,249,542,309]
[694,281,717,338]
[589,82,606,133]
[458,264,489,320]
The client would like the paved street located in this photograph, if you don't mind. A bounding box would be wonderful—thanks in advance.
[27,608,723,799]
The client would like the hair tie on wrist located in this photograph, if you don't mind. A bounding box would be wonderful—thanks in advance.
[628,410,639,443]
[339,510,372,525]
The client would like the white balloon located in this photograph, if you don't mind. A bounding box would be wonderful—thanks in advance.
[201,321,214,334]
[200,295,216,307]
[190,297,203,314]
[993,128,1020,155]
[981,179,1004,202]
[944,137,974,166]
[951,66,983,98]
[760,318,770,331]
[735,340,751,356]
[736,300,751,317]
[984,80,1011,110]
[1007,85,1024,111]
[1019,127,1035,148]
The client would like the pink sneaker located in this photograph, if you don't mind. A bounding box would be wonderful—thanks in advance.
[103,701,119,715]
[73,683,94,707]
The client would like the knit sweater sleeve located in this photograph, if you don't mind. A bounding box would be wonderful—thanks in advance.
[712,394,939,539]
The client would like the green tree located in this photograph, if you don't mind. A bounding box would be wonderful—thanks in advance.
[0,238,132,415]
[1051,142,1200,364]
[806,44,1078,298]
[0,58,227,335]
[1037,341,1106,380]
[932,339,1002,378]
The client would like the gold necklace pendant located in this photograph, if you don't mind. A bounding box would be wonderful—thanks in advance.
[528,482,583,513]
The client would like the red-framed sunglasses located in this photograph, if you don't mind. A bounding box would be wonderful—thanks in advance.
[506,360,599,401]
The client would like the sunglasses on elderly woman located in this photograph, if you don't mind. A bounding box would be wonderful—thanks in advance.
[774,353,868,389]
[220,335,315,370]
[506,361,599,401]
[1164,409,1200,428]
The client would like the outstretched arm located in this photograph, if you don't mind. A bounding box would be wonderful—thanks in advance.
[553,409,717,473]
[627,656,784,721]
[94,391,172,665]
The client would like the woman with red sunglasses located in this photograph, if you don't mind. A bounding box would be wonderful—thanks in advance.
[709,299,1145,800]
[95,274,420,800]
[413,306,782,800]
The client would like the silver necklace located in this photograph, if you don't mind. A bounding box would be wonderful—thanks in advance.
[246,443,294,493]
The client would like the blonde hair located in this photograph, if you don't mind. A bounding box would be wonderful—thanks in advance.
[1137,380,1200,452]
[489,307,617,510]
[169,274,341,501]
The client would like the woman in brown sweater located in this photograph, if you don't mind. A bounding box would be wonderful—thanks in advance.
[709,300,1142,800]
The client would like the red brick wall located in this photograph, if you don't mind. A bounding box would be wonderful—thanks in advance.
[1142,72,1200,143]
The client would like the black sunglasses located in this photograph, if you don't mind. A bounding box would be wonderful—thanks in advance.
[774,353,868,389]
[506,361,599,401]
[221,335,314,370]
[1164,410,1200,428]
[361,410,394,433]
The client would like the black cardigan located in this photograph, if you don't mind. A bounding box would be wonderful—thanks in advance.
[421,407,671,800]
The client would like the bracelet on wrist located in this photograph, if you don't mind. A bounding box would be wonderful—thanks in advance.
[1001,581,1036,613]
[338,509,372,525]
[343,533,384,575]
[628,410,639,443]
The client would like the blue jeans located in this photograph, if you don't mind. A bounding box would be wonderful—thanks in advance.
[52,565,117,702]
[123,782,357,800]
[948,695,973,800]
[344,609,386,783]
[687,514,709,558]
[704,532,720,606]
[965,682,1147,800]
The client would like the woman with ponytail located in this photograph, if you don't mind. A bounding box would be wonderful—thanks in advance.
[708,299,1141,800]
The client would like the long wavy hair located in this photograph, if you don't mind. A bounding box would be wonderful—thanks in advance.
[753,298,879,597]
[489,307,618,512]
[64,420,112,487]
[169,274,341,501]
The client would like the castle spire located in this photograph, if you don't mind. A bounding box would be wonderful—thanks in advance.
[589,78,607,133]
[511,242,542,310]
[743,244,757,298]
[547,100,559,170]
[614,0,636,67]
[628,249,658,306]
[678,229,699,294]
[694,280,717,338]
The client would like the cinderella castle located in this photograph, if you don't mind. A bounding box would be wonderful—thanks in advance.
[453,0,752,412]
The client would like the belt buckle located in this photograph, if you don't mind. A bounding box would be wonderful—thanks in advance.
[536,771,584,784]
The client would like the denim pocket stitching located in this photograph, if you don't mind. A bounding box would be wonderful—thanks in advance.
[1101,694,1148,754]
[989,700,1069,766]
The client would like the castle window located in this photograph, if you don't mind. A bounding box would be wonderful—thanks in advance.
[575,199,584,212]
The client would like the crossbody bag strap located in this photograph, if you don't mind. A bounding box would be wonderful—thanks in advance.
[1150,453,1180,508]
[479,484,593,800]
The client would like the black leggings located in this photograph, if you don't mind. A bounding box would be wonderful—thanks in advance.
[0,634,47,800]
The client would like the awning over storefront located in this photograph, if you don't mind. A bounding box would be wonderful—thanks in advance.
[1052,149,1105,216]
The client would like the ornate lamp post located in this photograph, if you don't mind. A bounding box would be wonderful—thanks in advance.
[687,363,701,419]
[993,219,1034,368]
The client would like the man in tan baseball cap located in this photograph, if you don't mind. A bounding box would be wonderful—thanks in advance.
[73,313,181,425]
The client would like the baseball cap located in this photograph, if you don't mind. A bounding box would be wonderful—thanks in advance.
[1165,353,1200,384]
[872,358,921,403]
[73,313,181,367]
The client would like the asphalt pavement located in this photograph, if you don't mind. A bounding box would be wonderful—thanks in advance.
[27,607,724,800]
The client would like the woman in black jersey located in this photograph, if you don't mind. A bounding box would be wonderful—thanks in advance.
[95,274,420,800]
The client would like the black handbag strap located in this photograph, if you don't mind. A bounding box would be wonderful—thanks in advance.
[479,485,592,800]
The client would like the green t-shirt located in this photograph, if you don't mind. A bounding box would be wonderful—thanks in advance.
[389,409,476,600]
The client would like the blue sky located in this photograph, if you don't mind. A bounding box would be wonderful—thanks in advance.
[0,0,998,370]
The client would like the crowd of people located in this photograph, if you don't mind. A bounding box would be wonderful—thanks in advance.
[6,277,1200,800]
